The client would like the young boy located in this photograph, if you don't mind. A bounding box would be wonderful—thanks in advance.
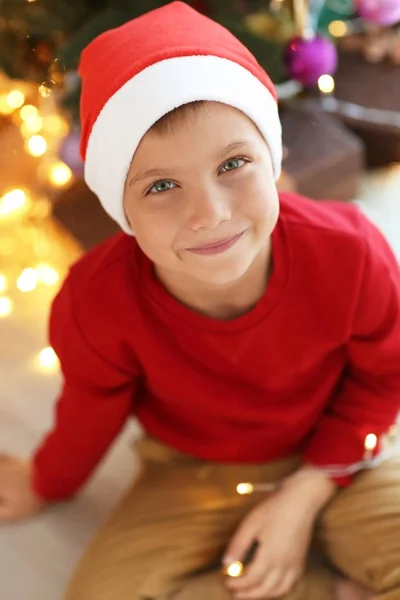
[1,3,400,600]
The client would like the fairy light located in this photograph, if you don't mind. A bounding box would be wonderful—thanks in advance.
[22,115,43,134]
[0,296,13,317]
[36,263,60,285]
[329,20,348,38]
[38,347,59,371]
[38,83,52,98]
[0,274,8,293]
[0,189,28,218]
[318,75,335,95]
[26,135,47,157]
[236,482,254,495]
[49,162,72,187]
[43,114,69,137]
[20,104,38,121]
[7,90,25,109]
[17,268,38,292]
[0,94,15,115]
[364,433,378,460]
[224,561,244,578]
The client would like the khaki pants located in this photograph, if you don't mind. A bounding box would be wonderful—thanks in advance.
[65,437,400,600]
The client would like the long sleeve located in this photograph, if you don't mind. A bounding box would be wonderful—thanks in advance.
[32,278,139,501]
[302,217,400,486]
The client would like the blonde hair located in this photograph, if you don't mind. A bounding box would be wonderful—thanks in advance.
[150,100,208,135]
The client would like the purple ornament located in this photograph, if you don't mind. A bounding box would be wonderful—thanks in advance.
[284,35,338,87]
[357,0,400,26]
[59,129,84,176]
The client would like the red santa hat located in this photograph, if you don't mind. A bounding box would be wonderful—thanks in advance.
[79,1,282,234]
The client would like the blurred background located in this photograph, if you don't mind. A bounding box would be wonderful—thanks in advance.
[1,1,400,599]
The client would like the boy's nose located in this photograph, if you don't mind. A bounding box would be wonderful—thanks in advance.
[187,189,232,231]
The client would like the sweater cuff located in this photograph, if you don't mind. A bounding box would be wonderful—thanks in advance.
[302,423,381,488]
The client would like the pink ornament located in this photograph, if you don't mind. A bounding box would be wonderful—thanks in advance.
[284,35,338,87]
[356,0,400,25]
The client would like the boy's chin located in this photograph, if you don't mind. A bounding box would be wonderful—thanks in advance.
[191,259,254,287]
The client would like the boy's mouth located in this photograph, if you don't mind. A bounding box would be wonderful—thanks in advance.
[186,231,246,256]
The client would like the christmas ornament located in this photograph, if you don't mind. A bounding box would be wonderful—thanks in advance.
[284,35,338,86]
[59,129,83,176]
[356,0,400,26]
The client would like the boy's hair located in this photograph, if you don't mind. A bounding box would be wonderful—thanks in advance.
[150,101,208,136]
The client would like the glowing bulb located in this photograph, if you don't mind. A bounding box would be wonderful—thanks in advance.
[17,268,38,292]
[328,20,348,38]
[365,433,377,451]
[318,75,335,95]
[225,561,244,578]
[236,483,254,495]
[7,90,25,109]
[0,94,15,115]
[20,104,38,121]
[0,189,28,217]
[0,274,8,293]
[43,115,69,137]
[49,162,72,186]
[36,264,59,285]
[38,347,59,370]
[38,83,52,98]
[23,115,43,134]
[26,135,47,157]
[0,296,13,317]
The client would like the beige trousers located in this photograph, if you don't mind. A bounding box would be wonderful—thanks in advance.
[65,437,400,600]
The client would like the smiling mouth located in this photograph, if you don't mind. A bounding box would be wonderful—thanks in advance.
[186,231,246,256]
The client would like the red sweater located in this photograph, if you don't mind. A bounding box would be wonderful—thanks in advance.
[33,193,400,499]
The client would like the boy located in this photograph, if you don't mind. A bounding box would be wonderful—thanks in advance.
[1,3,400,599]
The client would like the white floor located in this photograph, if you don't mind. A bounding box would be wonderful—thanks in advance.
[1,168,400,600]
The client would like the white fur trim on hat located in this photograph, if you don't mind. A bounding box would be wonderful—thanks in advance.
[84,55,282,234]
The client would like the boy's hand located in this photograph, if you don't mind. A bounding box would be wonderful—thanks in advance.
[224,467,336,599]
[0,454,47,522]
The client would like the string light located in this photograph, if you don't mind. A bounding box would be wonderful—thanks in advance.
[38,82,53,98]
[36,263,59,285]
[38,347,59,371]
[318,75,335,95]
[7,90,25,109]
[0,189,29,218]
[0,94,14,115]
[20,104,38,121]
[236,482,254,495]
[0,296,13,317]
[21,115,43,135]
[26,135,47,157]
[43,114,69,137]
[329,20,348,38]
[17,268,38,292]
[0,274,8,293]
[224,561,244,578]
[49,162,72,187]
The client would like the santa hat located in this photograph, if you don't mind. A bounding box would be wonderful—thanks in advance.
[79,1,282,234]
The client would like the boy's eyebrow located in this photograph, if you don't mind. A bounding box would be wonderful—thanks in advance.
[128,140,252,187]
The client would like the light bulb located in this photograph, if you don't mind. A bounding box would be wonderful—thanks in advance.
[23,115,43,134]
[26,135,47,157]
[7,90,25,109]
[328,20,348,38]
[49,162,72,186]
[0,296,13,317]
[38,347,59,370]
[43,115,69,137]
[0,189,28,217]
[38,83,52,98]
[0,94,15,115]
[318,75,335,95]
[17,268,38,292]
[36,264,59,285]
[365,433,377,451]
[236,483,254,495]
[0,274,8,293]
[20,104,38,121]
[225,561,244,578]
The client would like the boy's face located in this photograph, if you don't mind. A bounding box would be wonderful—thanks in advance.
[124,102,279,287]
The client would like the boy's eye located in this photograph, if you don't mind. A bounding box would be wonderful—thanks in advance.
[219,157,246,173]
[149,180,177,194]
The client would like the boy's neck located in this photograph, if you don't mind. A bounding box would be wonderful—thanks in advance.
[155,242,272,321]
